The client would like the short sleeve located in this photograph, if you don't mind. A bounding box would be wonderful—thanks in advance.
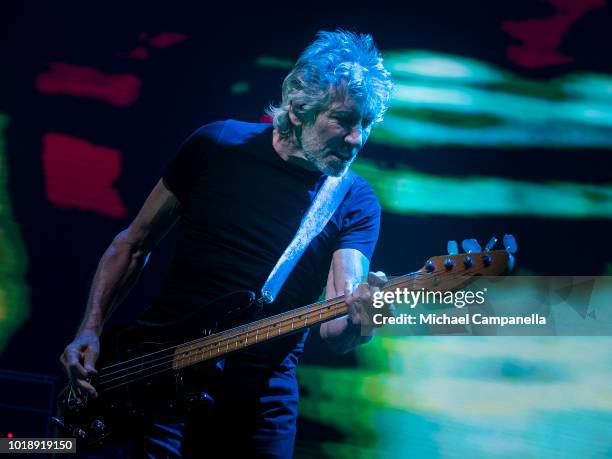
[162,121,225,203]
[334,176,382,261]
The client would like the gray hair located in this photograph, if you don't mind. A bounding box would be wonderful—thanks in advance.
[266,29,393,138]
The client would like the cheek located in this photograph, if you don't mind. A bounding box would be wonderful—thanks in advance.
[322,128,345,145]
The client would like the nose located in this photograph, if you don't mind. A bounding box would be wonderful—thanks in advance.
[344,124,363,148]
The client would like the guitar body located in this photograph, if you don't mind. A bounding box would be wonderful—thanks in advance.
[53,290,257,449]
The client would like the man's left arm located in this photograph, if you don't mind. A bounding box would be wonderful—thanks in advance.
[319,248,388,354]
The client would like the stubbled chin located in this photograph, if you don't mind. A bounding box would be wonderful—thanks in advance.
[321,158,348,176]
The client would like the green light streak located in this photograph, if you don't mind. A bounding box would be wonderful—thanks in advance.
[384,50,507,84]
[374,50,612,148]
[352,160,612,218]
[229,81,251,94]
[298,336,612,458]
[391,84,612,128]
[373,114,612,148]
[255,56,293,69]
[561,74,612,103]
[0,113,30,352]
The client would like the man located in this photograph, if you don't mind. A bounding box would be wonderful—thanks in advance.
[60,29,393,457]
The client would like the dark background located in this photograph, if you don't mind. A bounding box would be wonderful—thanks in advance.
[0,0,610,448]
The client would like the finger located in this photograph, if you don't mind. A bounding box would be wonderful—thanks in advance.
[345,283,363,323]
[368,271,388,287]
[66,351,90,380]
[75,379,98,398]
[355,283,371,301]
[375,270,388,282]
[369,285,381,301]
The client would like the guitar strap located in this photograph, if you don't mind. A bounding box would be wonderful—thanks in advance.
[260,167,357,304]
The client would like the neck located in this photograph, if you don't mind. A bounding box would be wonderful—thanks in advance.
[272,128,318,172]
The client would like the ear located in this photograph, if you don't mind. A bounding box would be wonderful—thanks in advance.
[287,102,302,127]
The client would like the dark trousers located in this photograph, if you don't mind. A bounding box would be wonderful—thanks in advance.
[77,359,299,458]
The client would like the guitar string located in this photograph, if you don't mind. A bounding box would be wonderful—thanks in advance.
[95,260,500,389]
[98,252,499,375]
[96,267,430,380]
[96,262,497,389]
[98,287,486,389]
[98,293,352,375]
[95,272,425,387]
[99,300,353,391]
[95,259,501,390]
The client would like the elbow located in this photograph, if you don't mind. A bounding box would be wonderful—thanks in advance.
[109,229,150,265]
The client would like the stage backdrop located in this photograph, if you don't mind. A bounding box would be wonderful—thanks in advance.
[1,1,611,457]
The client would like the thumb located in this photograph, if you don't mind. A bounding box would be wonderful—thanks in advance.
[368,271,388,288]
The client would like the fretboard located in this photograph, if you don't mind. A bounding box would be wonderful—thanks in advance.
[171,271,421,369]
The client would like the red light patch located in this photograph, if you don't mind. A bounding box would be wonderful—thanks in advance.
[147,32,188,49]
[502,0,606,68]
[36,62,141,106]
[42,133,128,218]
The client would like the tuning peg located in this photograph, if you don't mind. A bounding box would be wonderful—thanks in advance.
[463,255,473,268]
[484,237,498,251]
[447,240,458,255]
[507,253,515,271]
[462,238,482,253]
[503,234,517,254]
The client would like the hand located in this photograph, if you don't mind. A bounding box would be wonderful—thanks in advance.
[345,271,394,331]
[60,329,100,400]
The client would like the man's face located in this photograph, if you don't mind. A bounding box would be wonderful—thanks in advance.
[299,97,373,176]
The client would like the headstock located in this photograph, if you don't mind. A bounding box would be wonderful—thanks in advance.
[415,235,517,291]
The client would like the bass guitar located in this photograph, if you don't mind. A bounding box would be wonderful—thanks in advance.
[53,235,517,448]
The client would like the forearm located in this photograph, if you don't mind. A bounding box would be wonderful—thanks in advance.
[78,230,149,335]
[319,249,374,353]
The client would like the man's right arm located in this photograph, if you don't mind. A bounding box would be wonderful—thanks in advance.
[60,179,181,398]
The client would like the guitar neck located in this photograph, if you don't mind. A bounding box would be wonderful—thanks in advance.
[172,292,350,369]
[94,249,509,394]
[172,248,509,369]
[172,271,424,369]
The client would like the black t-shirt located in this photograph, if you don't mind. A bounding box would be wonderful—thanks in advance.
[142,119,381,367]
